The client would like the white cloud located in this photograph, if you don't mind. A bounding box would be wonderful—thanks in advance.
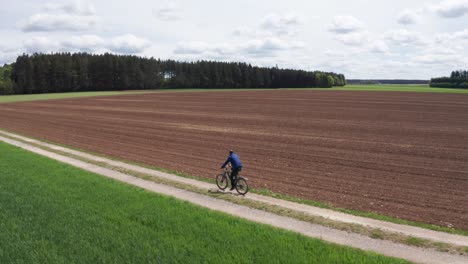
[412,54,462,64]
[421,37,465,62]
[398,1,468,23]
[385,29,429,46]
[333,37,391,56]
[452,28,468,39]
[429,0,468,18]
[21,1,97,32]
[22,14,97,32]
[0,46,20,65]
[397,9,422,25]
[174,41,210,54]
[329,15,391,55]
[397,1,468,25]
[423,45,459,56]
[328,16,364,34]
[44,0,96,16]
[61,35,105,52]
[21,34,152,55]
[109,34,151,54]
[233,13,303,38]
[153,2,181,21]
[233,26,253,37]
[23,37,59,53]
[0,44,18,54]
[334,31,370,46]
[174,37,303,58]
[0,53,16,65]
[332,29,390,55]
[436,28,468,41]
[324,50,346,58]
[261,13,302,36]
[241,37,304,56]
[368,40,390,54]
[175,13,305,59]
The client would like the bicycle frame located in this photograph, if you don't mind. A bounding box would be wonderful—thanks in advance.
[223,167,238,181]
[217,166,249,195]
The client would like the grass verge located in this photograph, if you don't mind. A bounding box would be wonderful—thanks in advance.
[327,85,468,94]
[252,189,468,236]
[0,90,156,103]
[0,141,410,264]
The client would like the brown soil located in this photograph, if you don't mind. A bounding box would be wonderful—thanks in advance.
[1,90,467,230]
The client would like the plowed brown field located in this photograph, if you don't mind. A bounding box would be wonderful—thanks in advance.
[1,90,467,229]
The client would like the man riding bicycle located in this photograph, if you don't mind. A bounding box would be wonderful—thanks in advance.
[220,150,243,190]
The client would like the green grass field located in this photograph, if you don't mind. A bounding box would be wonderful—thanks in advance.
[0,141,409,264]
[0,91,154,103]
[1,85,467,104]
[328,84,468,93]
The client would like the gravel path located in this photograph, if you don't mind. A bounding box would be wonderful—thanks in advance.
[1,133,467,264]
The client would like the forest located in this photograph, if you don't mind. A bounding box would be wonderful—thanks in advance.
[430,70,468,89]
[0,53,346,95]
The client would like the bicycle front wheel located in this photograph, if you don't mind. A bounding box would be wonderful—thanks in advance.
[235,177,249,195]
[216,173,229,190]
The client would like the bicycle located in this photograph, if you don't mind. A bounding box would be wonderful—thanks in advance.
[216,167,249,195]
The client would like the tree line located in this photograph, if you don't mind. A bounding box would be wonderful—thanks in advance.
[0,53,346,95]
[0,64,13,95]
[430,70,468,89]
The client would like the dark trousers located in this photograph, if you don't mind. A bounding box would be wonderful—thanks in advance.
[230,167,242,187]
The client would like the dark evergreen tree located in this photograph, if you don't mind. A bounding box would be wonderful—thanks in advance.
[431,70,468,89]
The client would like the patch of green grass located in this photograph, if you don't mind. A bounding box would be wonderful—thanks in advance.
[0,142,409,264]
[432,242,450,252]
[370,229,385,240]
[405,237,427,247]
[327,84,468,94]
[0,90,156,103]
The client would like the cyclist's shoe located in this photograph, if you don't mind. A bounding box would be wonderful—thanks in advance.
[230,187,235,191]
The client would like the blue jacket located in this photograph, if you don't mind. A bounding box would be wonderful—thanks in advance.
[221,153,243,169]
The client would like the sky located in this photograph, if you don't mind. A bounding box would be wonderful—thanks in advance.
[0,0,468,79]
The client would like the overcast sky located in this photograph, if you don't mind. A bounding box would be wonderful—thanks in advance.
[1,0,468,79]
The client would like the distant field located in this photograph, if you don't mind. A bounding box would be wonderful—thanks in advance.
[329,84,468,93]
[0,142,408,264]
[0,91,154,103]
[1,84,467,104]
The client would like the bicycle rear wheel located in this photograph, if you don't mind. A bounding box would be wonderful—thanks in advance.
[216,173,229,190]
[235,177,249,195]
